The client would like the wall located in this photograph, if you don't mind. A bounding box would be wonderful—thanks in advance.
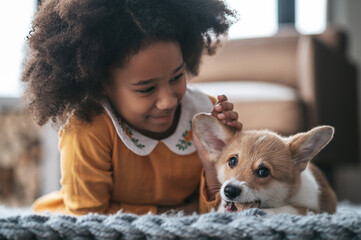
[328,0,361,203]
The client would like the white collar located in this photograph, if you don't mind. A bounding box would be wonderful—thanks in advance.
[102,86,213,156]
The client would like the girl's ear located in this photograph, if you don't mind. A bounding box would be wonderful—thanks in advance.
[287,126,334,171]
[192,113,233,161]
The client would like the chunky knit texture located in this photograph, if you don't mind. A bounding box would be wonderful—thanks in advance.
[1,206,361,240]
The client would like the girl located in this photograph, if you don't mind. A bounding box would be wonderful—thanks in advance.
[22,0,241,215]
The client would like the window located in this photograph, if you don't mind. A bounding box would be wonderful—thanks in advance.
[0,1,36,98]
[295,0,328,34]
[226,0,328,39]
[225,0,278,39]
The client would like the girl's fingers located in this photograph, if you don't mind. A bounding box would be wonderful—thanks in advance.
[219,101,234,111]
[213,104,222,112]
[212,95,242,131]
[226,120,243,131]
[217,95,228,103]
[217,110,238,121]
[213,95,231,114]
[213,101,234,114]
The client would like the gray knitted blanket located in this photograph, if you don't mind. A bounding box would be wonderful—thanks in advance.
[1,203,361,240]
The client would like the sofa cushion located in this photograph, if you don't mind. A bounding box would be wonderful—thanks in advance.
[192,34,299,88]
[189,81,305,135]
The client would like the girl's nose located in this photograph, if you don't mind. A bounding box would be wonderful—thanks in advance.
[156,86,177,110]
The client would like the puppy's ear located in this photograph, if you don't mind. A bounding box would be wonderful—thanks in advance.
[192,113,233,161]
[287,126,334,171]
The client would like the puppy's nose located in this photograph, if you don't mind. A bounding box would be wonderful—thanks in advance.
[224,185,241,199]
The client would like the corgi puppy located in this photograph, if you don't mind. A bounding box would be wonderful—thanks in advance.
[193,113,337,215]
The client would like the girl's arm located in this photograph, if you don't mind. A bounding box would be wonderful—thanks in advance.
[211,95,242,130]
[59,115,158,216]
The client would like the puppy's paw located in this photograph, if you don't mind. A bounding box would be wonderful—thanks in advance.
[235,201,260,211]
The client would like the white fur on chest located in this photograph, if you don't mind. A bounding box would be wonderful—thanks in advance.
[289,167,320,210]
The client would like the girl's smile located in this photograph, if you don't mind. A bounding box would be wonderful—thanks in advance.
[150,112,173,123]
[106,41,186,139]
[147,108,177,127]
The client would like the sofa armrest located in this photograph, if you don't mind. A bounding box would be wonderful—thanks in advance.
[297,35,359,166]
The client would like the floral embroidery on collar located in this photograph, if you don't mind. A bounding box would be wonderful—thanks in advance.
[176,120,193,150]
[116,117,145,149]
[101,86,213,156]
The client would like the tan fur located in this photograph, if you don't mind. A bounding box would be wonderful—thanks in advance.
[193,113,337,215]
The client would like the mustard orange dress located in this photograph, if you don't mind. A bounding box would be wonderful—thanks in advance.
[33,87,220,215]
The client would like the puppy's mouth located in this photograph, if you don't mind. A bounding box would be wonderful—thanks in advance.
[225,200,261,212]
[225,201,238,212]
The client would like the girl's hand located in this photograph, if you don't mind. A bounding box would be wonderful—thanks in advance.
[211,95,242,130]
[193,95,242,200]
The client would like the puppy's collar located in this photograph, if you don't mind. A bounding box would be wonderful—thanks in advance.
[102,86,213,156]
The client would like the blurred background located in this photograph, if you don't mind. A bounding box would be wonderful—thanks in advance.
[0,0,360,207]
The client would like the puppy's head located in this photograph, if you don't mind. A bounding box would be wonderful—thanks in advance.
[192,113,334,212]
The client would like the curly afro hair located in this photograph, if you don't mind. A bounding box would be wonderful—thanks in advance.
[22,0,236,126]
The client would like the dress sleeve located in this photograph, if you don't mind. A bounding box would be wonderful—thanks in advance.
[59,115,114,215]
[59,114,159,215]
[199,170,221,213]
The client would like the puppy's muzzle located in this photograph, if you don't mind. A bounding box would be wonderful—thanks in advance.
[224,185,241,200]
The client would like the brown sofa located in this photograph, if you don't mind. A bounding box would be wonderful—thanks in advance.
[189,26,359,167]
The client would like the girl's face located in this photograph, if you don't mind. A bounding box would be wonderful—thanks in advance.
[106,41,187,139]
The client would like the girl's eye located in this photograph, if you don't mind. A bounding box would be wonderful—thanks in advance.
[255,167,270,178]
[137,86,155,94]
[170,73,184,83]
[228,156,238,168]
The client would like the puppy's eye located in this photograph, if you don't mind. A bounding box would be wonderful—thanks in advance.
[255,167,270,178]
[228,156,238,168]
